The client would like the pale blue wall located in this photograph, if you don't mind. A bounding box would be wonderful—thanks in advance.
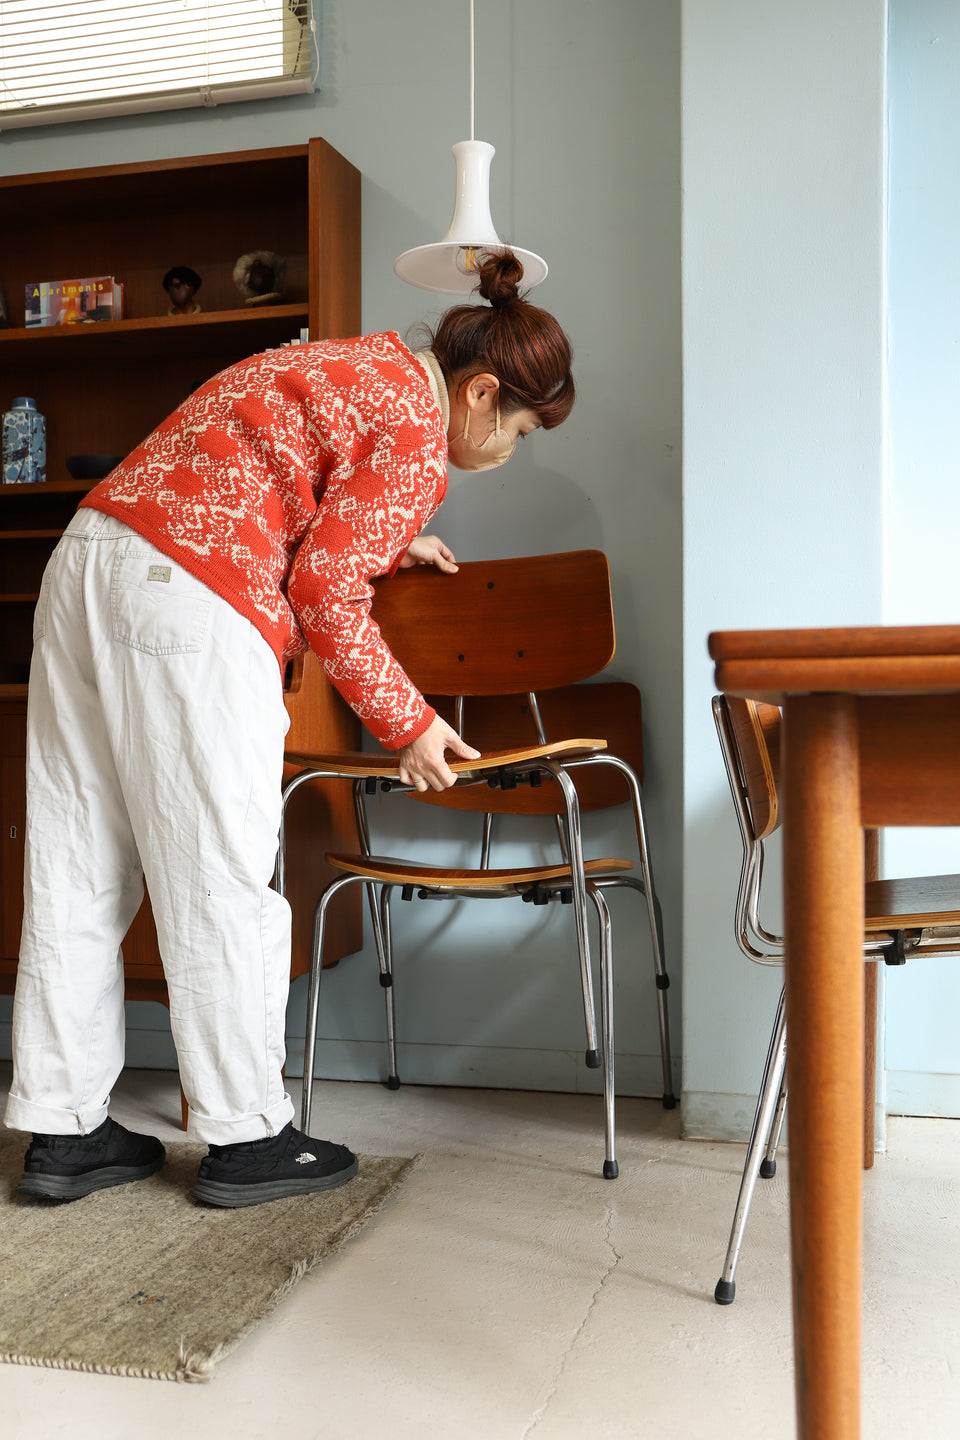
[0,2,684,1098]
[883,0,960,1116]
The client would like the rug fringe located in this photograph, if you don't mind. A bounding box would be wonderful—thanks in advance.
[0,1350,181,1382]
[178,1339,217,1383]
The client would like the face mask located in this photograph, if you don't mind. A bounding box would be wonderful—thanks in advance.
[447,401,516,472]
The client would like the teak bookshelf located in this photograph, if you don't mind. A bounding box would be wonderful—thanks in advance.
[0,140,363,1044]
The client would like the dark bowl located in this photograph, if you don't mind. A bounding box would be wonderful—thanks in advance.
[65,454,124,481]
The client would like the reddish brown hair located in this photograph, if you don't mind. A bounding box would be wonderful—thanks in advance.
[425,251,575,429]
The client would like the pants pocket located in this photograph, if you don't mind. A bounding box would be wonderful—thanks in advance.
[32,543,63,644]
[111,546,212,655]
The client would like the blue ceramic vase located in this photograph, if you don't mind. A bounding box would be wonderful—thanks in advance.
[2,397,47,485]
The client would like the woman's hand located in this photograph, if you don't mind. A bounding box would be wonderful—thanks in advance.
[397,715,480,791]
[398,534,458,573]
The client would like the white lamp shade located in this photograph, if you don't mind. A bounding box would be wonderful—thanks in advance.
[394,139,548,295]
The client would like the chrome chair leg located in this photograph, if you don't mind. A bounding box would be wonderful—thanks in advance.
[614,760,674,1106]
[378,883,400,1088]
[302,872,366,1133]
[480,811,495,868]
[587,882,617,1178]
[761,1074,788,1178]
[541,761,601,1068]
[591,873,675,1114]
[352,777,397,994]
[569,755,676,1107]
[714,988,787,1305]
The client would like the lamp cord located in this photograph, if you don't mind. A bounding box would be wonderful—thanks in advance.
[469,0,475,141]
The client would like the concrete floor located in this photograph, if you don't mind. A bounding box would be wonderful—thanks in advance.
[1,1064,959,1439]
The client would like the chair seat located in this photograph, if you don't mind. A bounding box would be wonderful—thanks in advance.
[864,872,960,931]
[325,852,633,889]
[283,737,608,779]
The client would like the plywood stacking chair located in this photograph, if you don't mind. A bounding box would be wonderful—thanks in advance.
[278,550,676,1179]
[711,693,960,1302]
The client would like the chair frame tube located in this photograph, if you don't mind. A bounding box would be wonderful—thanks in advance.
[301,867,624,1175]
[283,724,676,1170]
[563,753,675,1103]
[714,988,787,1304]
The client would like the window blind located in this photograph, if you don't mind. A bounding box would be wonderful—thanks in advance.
[0,1,317,131]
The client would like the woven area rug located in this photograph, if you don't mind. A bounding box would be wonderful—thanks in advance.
[0,1131,415,1382]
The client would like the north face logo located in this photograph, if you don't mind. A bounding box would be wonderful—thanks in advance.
[295,1150,317,1165]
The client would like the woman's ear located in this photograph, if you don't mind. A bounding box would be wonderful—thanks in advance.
[464,372,501,414]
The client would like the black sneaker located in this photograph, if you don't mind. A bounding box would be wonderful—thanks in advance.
[17,1117,165,1200]
[192,1122,358,1207]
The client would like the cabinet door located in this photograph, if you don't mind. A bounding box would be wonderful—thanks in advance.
[0,709,26,960]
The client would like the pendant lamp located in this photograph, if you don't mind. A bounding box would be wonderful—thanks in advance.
[393,1,548,296]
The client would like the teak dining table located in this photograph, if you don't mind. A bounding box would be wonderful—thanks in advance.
[709,624,960,1440]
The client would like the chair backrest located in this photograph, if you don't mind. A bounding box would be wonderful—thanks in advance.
[417,680,644,816]
[371,550,615,696]
[723,696,782,841]
[713,693,786,962]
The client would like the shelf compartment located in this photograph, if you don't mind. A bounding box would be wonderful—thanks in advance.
[0,484,92,529]
[0,534,61,592]
[0,601,36,673]
[0,146,312,330]
[0,146,311,227]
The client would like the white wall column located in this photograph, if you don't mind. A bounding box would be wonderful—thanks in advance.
[883,1,960,1117]
[681,0,888,1136]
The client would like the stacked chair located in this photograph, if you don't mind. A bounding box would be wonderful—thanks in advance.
[277,550,676,1179]
[712,693,960,1302]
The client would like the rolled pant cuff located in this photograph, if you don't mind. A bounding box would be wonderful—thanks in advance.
[3,1091,109,1136]
[185,1091,296,1145]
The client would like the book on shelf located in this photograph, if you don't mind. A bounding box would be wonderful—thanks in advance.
[24,276,124,328]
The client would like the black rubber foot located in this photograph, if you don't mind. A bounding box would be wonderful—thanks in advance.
[715,1278,736,1305]
[585,1048,601,1069]
[662,1092,677,1109]
[602,1159,619,1179]
[759,1158,776,1179]
[386,1075,401,1091]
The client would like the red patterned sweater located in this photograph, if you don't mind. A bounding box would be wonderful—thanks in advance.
[82,332,448,748]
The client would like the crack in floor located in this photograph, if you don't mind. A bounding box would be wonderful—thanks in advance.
[521,1206,621,1439]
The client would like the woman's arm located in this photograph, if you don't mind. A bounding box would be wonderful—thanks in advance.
[286,439,449,752]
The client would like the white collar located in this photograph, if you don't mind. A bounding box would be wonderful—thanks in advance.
[414,349,450,430]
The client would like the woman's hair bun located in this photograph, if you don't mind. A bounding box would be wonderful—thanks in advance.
[425,249,575,430]
[477,249,524,307]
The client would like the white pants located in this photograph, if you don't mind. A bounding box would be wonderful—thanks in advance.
[3,509,296,1144]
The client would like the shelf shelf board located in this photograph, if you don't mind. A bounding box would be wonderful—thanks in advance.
[0,529,63,540]
[0,480,94,498]
[0,304,310,367]
[0,594,39,605]
[0,685,28,700]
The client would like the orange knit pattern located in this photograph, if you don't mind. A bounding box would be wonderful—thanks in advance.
[81,332,447,748]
